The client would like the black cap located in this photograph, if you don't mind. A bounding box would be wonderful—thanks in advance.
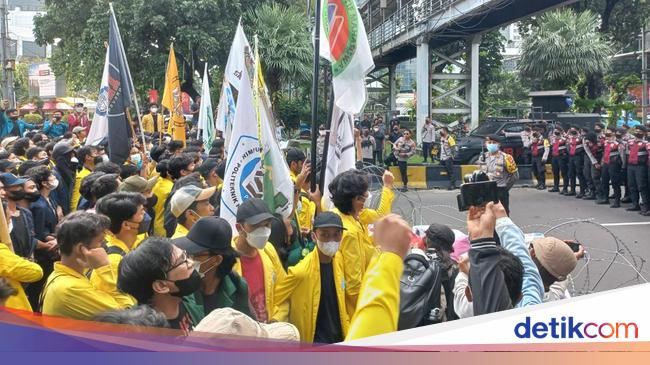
[236,198,274,225]
[0,172,27,187]
[173,216,238,256]
[52,142,74,159]
[198,158,219,178]
[286,148,306,164]
[313,212,346,230]
[635,125,647,132]
[424,223,455,251]
[486,134,503,143]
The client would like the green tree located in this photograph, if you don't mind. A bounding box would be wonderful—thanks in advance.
[518,9,612,97]
[34,0,244,100]
[245,3,312,100]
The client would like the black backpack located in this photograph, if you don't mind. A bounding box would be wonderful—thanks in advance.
[398,248,444,330]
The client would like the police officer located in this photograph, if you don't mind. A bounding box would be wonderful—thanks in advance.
[530,129,550,190]
[598,127,623,208]
[584,132,604,203]
[479,135,518,215]
[644,127,650,216]
[567,126,587,198]
[623,126,649,213]
[549,125,569,194]
[581,125,598,200]
[619,126,632,203]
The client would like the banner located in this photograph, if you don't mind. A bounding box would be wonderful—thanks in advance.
[106,6,135,164]
[197,64,215,152]
[323,105,357,209]
[319,0,374,114]
[85,47,109,146]
[162,44,186,143]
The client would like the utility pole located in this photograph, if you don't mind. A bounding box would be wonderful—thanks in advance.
[0,0,13,107]
[642,23,648,124]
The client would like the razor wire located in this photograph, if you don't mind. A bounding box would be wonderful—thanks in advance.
[358,163,649,298]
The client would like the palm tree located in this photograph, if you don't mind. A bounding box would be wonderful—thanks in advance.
[246,3,312,100]
[518,9,612,96]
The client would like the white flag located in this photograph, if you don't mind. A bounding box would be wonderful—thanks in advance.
[215,80,236,144]
[85,47,110,146]
[197,64,215,152]
[323,105,357,209]
[220,70,263,228]
[224,22,252,92]
[319,0,374,114]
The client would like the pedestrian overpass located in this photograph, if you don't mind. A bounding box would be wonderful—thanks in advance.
[359,0,574,141]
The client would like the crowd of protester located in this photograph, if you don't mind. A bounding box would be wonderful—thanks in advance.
[0,102,602,344]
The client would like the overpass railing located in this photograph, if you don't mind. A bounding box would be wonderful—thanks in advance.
[368,0,460,50]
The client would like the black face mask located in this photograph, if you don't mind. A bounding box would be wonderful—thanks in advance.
[635,133,645,139]
[169,270,202,297]
[93,156,103,166]
[138,213,152,235]
[24,191,41,203]
[570,131,578,135]
[146,195,158,210]
[595,129,602,134]
[216,255,237,279]
[7,190,26,201]
[554,131,561,136]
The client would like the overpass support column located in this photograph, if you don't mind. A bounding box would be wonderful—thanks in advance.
[469,34,481,130]
[388,64,397,115]
[416,37,430,145]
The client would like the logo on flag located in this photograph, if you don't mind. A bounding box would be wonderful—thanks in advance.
[323,0,359,76]
[222,135,264,217]
[96,86,109,117]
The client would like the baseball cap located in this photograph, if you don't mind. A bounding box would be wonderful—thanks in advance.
[52,142,74,159]
[0,160,18,172]
[486,134,503,143]
[313,212,346,230]
[531,237,577,281]
[285,148,306,164]
[634,125,647,133]
[119,175,159,193]
[236,198,273,225]
[0,136,18,150]
[170,185,216,218]
[72,126,85,134]
[197,158,219,177]
[0,172,27,187]
[194,308,299,341]
[424,223,455,251]
[173,216,237,256]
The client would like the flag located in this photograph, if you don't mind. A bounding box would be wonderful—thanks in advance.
[255,46,293,219]
[162,44,185,143]
[220,69,263,227]
[319,0,374,114]
[106,6,135,164]
[323,105,357,209]
[217,22,251,146]
[85,47,109,146]
[197,64,214,151]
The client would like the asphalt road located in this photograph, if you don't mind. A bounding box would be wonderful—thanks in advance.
[382,187,650,296]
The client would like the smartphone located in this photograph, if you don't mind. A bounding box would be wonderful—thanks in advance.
[457,180,499,212]
[567,241,581,253]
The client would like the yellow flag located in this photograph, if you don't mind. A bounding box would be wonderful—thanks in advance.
[162,44,186,144]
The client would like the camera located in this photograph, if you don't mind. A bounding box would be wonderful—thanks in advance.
[456,170,499,211]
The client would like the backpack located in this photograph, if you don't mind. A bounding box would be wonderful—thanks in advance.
[398,248,444,330]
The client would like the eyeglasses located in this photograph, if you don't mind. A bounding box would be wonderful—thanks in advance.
[166,250,191,273]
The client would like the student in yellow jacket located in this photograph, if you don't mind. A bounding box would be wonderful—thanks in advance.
[152,161,174,236]
[142,104,165,134]
[70,146,98,212]
[41,212,135,320]
[232,198,288,323]
[0,242,43,311]
[329,169,395,316]
[345,214,410,341]
[274,212,349,343]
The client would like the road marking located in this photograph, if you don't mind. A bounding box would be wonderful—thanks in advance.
[600,222,650,227]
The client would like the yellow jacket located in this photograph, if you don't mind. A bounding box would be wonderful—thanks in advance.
[296,194,316,232]
[142,113,164,134]
[42,262,135,320]
[232,239,288,322]
[171,224,189,239]
[0,243,43,311]
[332,186,395,316]
[90,234,139,303]
[345,252,403,341]
[152,177,174,236]
[274,249,349,342]
[71,167,91,212]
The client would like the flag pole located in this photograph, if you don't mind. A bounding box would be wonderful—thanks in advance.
[309,0,322,193]
[319,85,334,192]
[109,2,147,157]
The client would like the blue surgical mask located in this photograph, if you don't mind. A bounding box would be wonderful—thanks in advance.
[130,153,142,169]
[486,143,499,153]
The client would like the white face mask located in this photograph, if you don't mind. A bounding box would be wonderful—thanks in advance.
[150,108,159,114]
[75,108,83,113]
[101,154,110,163]
[319,130,326,137]
[245,226,271,249]
[70,157,79,164]
[317,240,340,257]
[48,178,59,190]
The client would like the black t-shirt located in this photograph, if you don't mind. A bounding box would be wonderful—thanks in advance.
[11,211,32,259]
[313,262,343,344]
[168,303,194,336]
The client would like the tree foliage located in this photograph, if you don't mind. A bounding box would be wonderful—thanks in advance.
[518,9,612,93]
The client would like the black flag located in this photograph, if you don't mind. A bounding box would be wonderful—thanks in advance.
[106,6,135,165]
